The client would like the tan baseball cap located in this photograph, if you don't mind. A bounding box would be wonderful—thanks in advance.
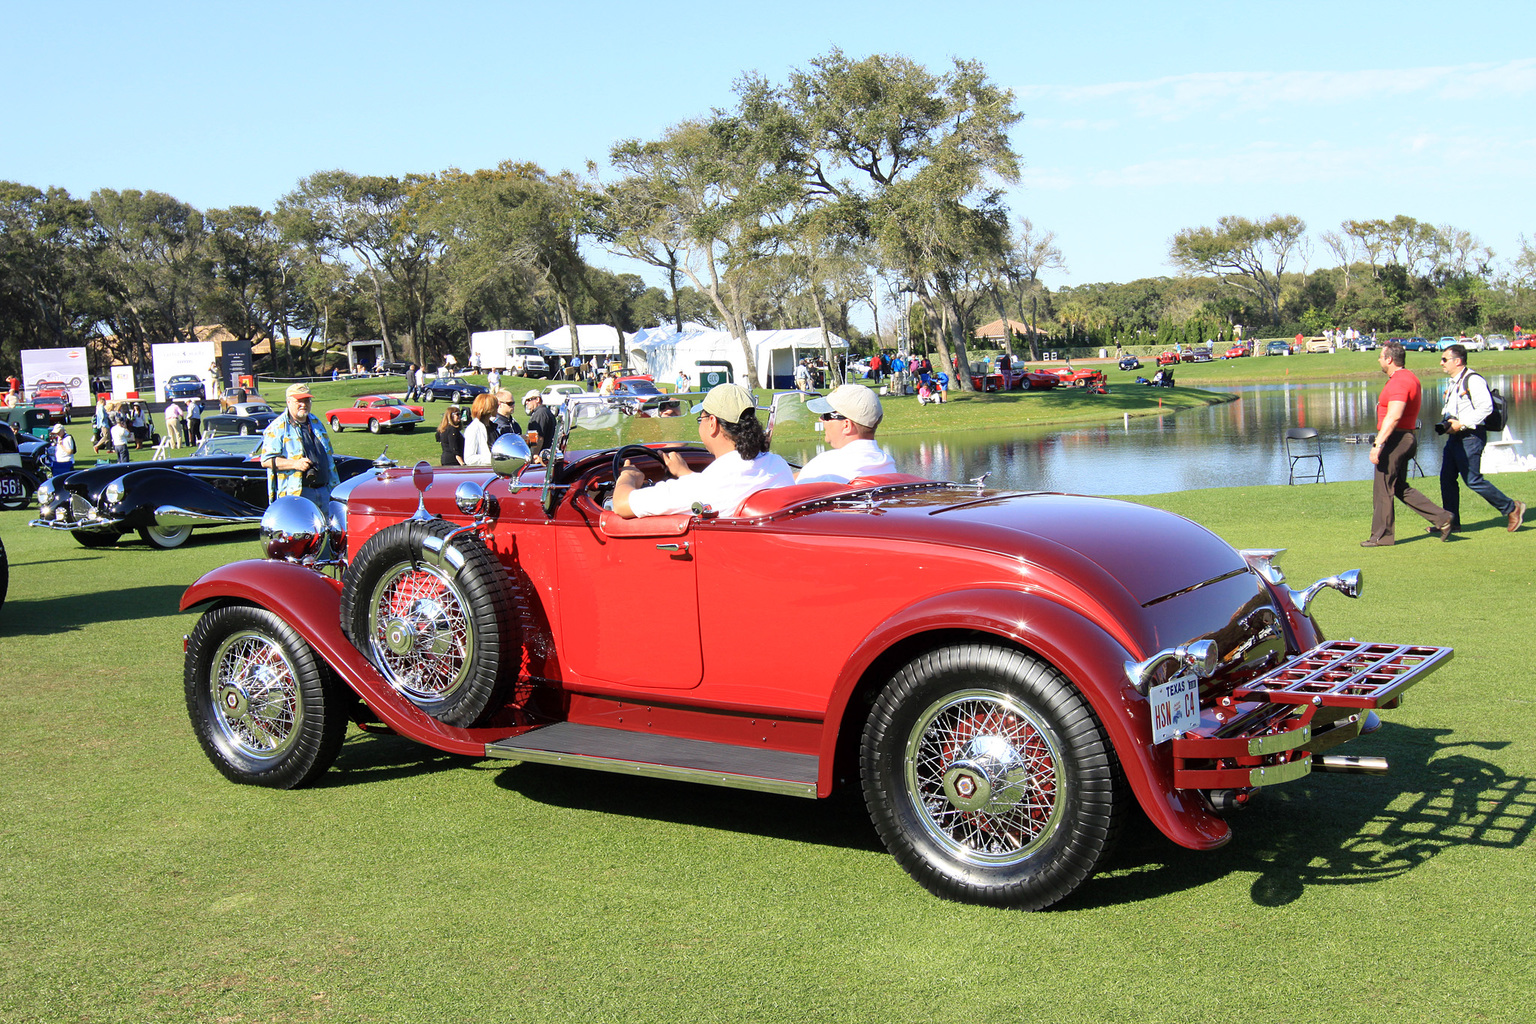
[806,384,883,428]
[693,383,757,424]
[285,382,313,399]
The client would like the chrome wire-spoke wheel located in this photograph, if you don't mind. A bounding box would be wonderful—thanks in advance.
[368,561,475,704]
[208,630,303,762]
[904,688,1064,866]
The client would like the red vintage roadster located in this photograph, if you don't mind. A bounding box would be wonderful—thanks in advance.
[179,396,1451,909]
[326,395,424,434]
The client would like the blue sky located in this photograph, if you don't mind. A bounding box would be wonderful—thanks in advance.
[4,0,1533,300]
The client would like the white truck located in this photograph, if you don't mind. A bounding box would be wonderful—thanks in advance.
[470,330,554,378]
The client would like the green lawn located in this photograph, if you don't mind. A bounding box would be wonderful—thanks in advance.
[2,472,1532,1022]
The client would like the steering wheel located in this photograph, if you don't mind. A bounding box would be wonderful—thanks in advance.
[610,443,689,483]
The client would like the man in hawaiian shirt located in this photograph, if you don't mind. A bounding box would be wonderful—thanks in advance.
[260,382,339,510]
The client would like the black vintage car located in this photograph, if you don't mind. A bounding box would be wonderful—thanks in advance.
[0,420,54,511]
[201,403,280,437]
[421,376,489,404]
[29,446,375,549]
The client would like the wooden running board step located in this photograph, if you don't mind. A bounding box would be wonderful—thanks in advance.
[484,722,819,798]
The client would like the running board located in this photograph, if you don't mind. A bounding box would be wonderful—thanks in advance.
[484,722,819,798]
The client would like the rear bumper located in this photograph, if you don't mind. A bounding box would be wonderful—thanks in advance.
[1172,641,1453,792]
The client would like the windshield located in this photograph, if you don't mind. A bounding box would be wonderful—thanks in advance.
[555,390,824,463]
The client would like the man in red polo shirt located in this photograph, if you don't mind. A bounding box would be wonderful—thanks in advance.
[1363,340,1453,546]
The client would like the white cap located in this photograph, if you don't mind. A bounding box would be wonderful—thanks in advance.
[805,384,883,428]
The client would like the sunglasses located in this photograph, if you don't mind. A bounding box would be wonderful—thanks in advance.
[820,412,848,422]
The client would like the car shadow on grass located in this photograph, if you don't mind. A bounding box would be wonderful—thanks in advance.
[318,729,483,787]
[490,761,886,853]
[1071,724,1534,910]
[0,583,191,635]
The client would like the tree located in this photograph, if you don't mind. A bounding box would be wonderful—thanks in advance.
[0,182,104,359]
[90,188,210,366]
[278,171,444,364]
[782,50,1024,390]
[1168,214,1306,325]
[434,162,595,363]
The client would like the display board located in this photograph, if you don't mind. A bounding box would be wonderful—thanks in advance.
[19,348,90,408]
[151,342,217,402]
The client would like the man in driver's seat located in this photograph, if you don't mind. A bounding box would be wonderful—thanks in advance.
[613,383,794,518]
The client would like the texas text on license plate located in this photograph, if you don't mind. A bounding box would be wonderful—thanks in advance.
[1150,674,1201,744]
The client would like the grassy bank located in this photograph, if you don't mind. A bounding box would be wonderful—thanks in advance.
[1,477,1532,1022]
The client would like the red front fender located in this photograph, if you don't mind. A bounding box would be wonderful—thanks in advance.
[819,587,1231,851]
[181,560,513,756]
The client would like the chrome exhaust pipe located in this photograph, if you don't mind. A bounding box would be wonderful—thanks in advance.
[1311,754,1389,775]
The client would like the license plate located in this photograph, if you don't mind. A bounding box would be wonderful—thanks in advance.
[0,475,24,498]
[1150,674,1201,744]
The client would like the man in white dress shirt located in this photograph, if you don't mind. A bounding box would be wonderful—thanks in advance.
[797,384,897,484]
[613,383,793,518]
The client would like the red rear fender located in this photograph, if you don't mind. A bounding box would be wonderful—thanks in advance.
[820,587,1231,851]
[180,560,506,755]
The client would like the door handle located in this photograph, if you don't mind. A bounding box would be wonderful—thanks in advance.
[655,542,690,552]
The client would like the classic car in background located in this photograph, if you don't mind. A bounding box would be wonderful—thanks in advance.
[165,374,208,400]
[1221,344,1250,359]
[326,396,423,434]
[1181,346,1213,363]
[31,446,374,549]
[1264,340,1292,356]
[1118,355,1142,370]
[1044,366,1108,388]
[1156,350,1181,366]
[202,403,278,437]
[540,383,591,407]
[0,420,54,511]
[30,394,71,423]
[176,395,1451,910]
[422,376,488,404]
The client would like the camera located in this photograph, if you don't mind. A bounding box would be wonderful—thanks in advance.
[303,467,324,489]
[1433,419,1451,435]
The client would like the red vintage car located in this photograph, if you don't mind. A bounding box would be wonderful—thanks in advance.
[179,399,1451,909]
[325,395,424,434]
[1221,344,1251,359]
[1156,350,1181,366]
[1022,370,1060,390]
[1513,333,1536,350]
[1044,366,1108,388]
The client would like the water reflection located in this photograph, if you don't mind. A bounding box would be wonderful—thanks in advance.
[776,372,1536,496]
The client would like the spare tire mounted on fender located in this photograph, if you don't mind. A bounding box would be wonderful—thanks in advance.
[340,518,515,727]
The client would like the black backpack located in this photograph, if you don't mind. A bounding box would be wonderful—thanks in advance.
[1461,372,1507,432]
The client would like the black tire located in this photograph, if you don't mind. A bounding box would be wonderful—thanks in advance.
[860,644,1126,910]
[329,416,343,432]
[72,529,121,548]
[451,391,463,404]
[0,535,8,613]
[401,423,416,433]
[184,603,347,788]
[0,487,31,512]
[368,418,380,434]
[339,518,515,727]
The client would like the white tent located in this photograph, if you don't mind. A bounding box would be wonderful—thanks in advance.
[533,324,630,358]
[630,327,849,388]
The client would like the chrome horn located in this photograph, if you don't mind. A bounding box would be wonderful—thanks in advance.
[1124,640,1219,696]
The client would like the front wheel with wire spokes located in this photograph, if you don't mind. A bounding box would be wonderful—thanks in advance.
[184,604,347,788]
[860,644,1126,910]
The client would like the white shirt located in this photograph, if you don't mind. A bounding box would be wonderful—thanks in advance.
[796,439,897,484]
[628,451,795,518]
[462,418,492,465]
[111,423,130,446]
[1442,368,1493,430]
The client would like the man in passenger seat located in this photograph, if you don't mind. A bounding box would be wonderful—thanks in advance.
[797,384,897,484]
[613,383,794,518]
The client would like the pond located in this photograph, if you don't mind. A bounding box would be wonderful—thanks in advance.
[774,372,1536,496]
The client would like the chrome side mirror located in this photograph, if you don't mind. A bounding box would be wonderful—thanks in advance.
[491,433,530,480]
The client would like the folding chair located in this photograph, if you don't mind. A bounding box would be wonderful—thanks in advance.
[1284,427,1325,484]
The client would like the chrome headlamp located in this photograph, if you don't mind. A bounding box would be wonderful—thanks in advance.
[1241,548,1362,614]
[260,496,328,564]
[103,479,125,506]
[35,479,56,511]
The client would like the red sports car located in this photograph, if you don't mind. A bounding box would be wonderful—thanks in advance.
[1157,350,1181,366]
[30,394,71,424]
[1045,366,1108,388]
[326,395,424,434]
[1222,345,1250,359]
[179,400,1451,910]
[1513,333,1536,350]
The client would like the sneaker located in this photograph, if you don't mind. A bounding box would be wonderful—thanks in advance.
[1510,500,1526,533]
[1359,539,1392,547]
